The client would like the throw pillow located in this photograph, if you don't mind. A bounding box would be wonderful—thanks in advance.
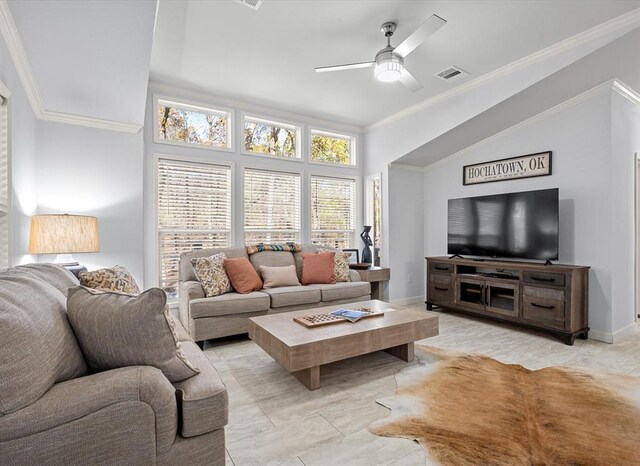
[191,253,232,297]
[301,252,336,285]
[224,257,263,294]
[319,248,351,283]
[260,265,301,288]
[79,265,140,294]
[67,286,199,382]
[246,242,301,255]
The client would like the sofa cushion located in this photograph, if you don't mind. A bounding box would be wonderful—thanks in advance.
[173,342,229,437]
[249,250,296,279]
[180,246,248,282]
[294,244,333,279]
[79,265,140,294]
[263,286,321,308]
[310,281,371,302]
[67,287,199,382]
[301,252,336,285]
[260,265,301,288]
[319,248,351,282]
[16,263,79,296]
[191,253,232,297]
[0,270,87,414]
[189,291,270,318]
[224,257,263,294]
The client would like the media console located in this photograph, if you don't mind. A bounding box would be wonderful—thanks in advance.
[425,257,590,345]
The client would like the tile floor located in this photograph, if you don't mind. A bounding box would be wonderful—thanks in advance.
[203,304,640,466]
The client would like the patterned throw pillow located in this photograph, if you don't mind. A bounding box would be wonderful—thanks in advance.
[79,265,140,294]
[191,253,232,297]
[246,242,301,255]
[67,286,199,382]
[319,249,351,282]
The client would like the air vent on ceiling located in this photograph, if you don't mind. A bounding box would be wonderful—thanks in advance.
[233,0,263,10]
[435,66,469,82]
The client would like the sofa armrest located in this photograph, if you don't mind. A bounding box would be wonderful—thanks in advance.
[0,366,178,454]
[179,281,205,335]
[349,269,362,282]
[173,342,228,437]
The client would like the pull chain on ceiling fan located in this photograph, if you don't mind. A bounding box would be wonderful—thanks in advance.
[315,14,447,92]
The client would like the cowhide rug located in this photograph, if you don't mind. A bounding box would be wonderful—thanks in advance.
[370,346,640,466]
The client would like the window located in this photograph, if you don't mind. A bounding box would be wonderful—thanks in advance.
[310,175,356,248]
[157,159,232,297]
[243,115,300,159]
[0,94,7,268]
[310,129,355,166]
[157,99,232,149]
[244,168,301,244]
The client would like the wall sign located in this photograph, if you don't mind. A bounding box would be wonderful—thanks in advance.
[463,151,552,185]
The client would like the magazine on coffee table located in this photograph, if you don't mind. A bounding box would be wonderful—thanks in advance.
[329,308,371,323]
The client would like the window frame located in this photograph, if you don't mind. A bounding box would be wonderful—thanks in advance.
[153,95,235,152]
[308,127,358,168]
[308,172,359,249]
[0,79,11,268]
[241,164,303,245]
[154,154,235,298]
[240,112,303,162]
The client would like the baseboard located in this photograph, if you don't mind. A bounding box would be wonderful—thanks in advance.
[588,330,613,343]
[389,296,424,306]
[612,322,639,342]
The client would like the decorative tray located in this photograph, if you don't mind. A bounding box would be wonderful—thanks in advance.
[294,308,384,328]
[349,263,372,270]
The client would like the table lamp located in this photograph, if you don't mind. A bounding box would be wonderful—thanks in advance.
[28,214,100,276]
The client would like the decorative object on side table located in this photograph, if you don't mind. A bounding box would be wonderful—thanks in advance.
[342,248,359,264]
[28,214,100,278]
[360,225,373,264]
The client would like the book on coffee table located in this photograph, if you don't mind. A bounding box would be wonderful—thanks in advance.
[329,308,370,323]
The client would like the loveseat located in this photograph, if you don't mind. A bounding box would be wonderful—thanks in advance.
[0,263,228,466]
[179,244,371,343]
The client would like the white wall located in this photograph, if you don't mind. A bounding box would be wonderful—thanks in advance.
[423,87,639,340]
[387,166,424,303]
[143,83,364,289]
[0,27,38,265]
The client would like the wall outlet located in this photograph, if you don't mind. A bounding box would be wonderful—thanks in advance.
[407,274,413,284]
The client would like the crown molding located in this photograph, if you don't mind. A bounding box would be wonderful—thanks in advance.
[366,8,640,132]
[424,79,638,172]
[0,0,142,134]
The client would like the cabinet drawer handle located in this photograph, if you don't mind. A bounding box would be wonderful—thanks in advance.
[531,302,555,310]
[434,266,449,271]
[434,286,449,291]
[531,276,555,282]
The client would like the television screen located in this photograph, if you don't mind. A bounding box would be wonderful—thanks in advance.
[448,188,559,260]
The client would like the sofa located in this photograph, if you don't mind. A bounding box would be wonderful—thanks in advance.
[0,263,228,466]
[179,244,371,343]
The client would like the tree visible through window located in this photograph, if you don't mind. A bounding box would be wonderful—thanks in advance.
[157,100,230,149]
[311,176,356,248]
[244,116,297,158]
[311,130,354,165]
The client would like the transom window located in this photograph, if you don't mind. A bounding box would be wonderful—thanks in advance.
[243,115,300,159]
[157,99,232,149]
[157,159,232,297]
[244,168,301,244]
[310,129,355,166]
[310,175,356,248]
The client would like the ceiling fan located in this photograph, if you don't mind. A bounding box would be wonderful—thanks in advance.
[315,14,447,92]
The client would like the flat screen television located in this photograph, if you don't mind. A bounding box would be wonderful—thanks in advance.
[448,188,559,261]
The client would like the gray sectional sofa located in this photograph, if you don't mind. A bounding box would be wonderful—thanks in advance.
[179,244,371,343]
[0,263,228,466]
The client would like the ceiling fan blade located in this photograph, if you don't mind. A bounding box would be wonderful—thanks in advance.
[394,14,446,58]
[315,61,374,73]
[400,69,424,92]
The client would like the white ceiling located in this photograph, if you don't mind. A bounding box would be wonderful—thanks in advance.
[150,0,638,128]
[7,0,157,125]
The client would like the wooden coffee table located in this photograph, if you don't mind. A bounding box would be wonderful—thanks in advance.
[248,300,439,390]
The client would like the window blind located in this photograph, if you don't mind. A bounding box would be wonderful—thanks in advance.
[157,159,231,296]
[310,175,356,249]
[244,168,301,244]
[0,99,8,268]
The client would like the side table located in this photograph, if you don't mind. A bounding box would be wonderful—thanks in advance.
[349,265,391,301]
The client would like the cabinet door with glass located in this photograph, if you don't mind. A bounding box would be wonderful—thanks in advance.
[455,277,486,312]
[485,282,519,317]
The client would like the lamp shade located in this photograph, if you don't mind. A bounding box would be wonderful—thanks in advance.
[28,214,100,254]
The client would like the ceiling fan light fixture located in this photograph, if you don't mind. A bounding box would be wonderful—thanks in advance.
[374,52,404,83]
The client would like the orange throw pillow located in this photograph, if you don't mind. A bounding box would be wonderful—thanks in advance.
[223,257,263,294]
[301,252,336,285]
